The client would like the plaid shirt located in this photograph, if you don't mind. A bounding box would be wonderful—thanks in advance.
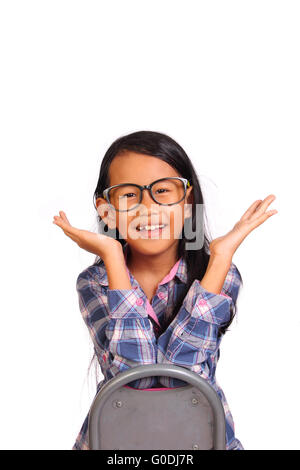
[72,243,244,450]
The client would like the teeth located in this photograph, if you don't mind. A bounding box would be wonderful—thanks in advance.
[138,224,165,231]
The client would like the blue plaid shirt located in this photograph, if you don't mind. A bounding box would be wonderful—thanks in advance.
[72,242,244,450]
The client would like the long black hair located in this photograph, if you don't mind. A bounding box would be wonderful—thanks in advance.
[86,130,243,383]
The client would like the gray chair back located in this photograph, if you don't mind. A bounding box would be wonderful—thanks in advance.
[88,364,226,450]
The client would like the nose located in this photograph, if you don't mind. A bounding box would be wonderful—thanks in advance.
[141,187,158,207]
[136,188,160,219]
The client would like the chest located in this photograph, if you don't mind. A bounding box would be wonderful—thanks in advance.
[136,279,160,304]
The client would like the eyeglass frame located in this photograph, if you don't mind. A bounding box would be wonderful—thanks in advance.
[101,177,191,212]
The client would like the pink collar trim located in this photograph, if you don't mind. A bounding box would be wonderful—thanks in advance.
[124,244,181,328]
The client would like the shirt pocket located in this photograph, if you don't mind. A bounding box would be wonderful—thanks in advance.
[105,317,156,364]
[165,316,219,366]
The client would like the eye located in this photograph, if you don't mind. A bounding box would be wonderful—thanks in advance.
[121,192,136,198]
[155,188,169,194]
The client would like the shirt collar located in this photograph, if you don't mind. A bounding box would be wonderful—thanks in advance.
[94,242,187,286]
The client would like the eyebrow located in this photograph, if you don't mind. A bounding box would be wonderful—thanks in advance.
[109,177,179,186]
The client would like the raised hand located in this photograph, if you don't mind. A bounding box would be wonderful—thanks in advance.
[209,194,278,258]
[52,210,123,260]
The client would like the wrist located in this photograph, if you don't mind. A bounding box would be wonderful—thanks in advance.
[102,246,132,290]
[199,252,232,295]
[209,251,233,266]
[101,245,125,265]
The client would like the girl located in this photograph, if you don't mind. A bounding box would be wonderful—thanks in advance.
[53,130,277,450]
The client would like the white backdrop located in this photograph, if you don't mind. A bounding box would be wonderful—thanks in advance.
[0,0,299,450]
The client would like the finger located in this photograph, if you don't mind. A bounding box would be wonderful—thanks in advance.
[53,216,67,229]
[59,210,71,226]
[240,200,263,221]
[54,222,81,243]
[53,216,64,228]
[248,208,278,229]
[53,216,79,235]
[254,194,276,215]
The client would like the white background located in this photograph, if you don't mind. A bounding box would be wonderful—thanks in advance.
[0,0,299,450]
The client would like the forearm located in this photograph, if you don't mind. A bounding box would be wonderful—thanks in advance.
[103,249,132,290]
[199,253,233,295]
[76,263,157,389]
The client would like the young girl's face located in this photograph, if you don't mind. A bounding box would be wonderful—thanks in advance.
[96,151,193,257]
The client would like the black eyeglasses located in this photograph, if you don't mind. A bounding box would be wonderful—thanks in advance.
[100,177,191,212]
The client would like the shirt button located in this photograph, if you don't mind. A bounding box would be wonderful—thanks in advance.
[198,299,206,306]
[158,292,165,299]
[102,353,107,362]
[136,298,144,306]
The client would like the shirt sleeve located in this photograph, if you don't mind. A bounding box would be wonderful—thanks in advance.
[183,261,242,327]
[76,269,158,389]
[220,262,243,308]
[158,262,242,387]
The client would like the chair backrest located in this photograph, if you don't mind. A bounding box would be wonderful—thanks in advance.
[88,364,226,450]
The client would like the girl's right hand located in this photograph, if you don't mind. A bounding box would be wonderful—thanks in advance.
[52,210,123,260]
[209,194,278,258]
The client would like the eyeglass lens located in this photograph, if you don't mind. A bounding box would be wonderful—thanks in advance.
[108,178,185,211]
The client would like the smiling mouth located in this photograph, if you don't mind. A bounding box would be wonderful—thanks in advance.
[136,224,167,232]
[136,224,168,238]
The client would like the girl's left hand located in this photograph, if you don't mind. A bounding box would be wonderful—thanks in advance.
[209,194,278,258]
